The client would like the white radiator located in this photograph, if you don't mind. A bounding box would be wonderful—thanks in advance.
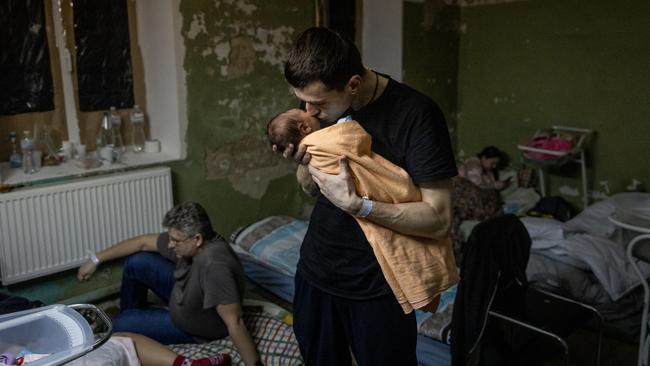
[0,166,173,285]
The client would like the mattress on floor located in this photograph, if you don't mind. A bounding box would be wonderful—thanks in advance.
[171,303,302,366]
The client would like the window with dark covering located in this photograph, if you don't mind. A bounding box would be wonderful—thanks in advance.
[73,0,134,111]
[0,0,55,115]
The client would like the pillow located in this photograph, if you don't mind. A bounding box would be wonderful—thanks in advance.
[248,219,307,276]
[521,216,564,241]
[231,216,295,252]
[563,198,616,238]
[231,216,307,276]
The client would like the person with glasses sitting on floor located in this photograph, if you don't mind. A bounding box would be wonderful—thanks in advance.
[77,201,263,366]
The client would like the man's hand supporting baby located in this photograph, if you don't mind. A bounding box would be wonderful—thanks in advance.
[308,156,362,214]
[308,154,453,240]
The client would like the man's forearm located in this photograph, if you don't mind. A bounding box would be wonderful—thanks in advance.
[95,234,158,263]
[306,157,453,238]
[354,179,453,239]
[364,200,450,239]
[227,321,259,366]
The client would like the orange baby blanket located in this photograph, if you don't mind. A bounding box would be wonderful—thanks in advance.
[302,121,459,313]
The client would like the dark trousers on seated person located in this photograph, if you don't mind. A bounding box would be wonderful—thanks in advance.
[113,252,195,344]
[293,271,418,366]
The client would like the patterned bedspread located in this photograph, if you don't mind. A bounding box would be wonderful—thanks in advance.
[170,307,302,366]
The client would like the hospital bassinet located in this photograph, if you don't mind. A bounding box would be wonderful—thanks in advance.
[0,304,112,366]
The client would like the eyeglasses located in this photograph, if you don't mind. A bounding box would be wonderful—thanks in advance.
[169,235,192,244]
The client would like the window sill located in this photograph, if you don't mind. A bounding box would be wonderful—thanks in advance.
[0,150,179,191]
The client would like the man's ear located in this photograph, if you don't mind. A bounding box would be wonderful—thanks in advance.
[194,233,204,248]
[347,75,362,95]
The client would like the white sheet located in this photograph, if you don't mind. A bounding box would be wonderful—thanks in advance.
[67,336,140,366]
[530,229,650,301]
[523,194,650,301]
[562,197,617,238]
[521,216,564,241]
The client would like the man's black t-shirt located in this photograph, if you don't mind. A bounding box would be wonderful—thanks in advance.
[298,76,458,299]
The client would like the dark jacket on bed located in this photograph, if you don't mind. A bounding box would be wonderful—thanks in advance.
[451,214,531,366]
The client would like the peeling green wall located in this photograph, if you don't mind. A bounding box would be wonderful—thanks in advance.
[403,2,460,149]
[168,0,315,237]
[456,0,650,203]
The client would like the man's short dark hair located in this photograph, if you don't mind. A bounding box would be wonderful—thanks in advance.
[266,111,303,153]
[162,202,216,240]
[284,27,364,91]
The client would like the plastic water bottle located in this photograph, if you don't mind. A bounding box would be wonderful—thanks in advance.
[21,131,37,174]
[8,131,22,168]
[109,106,125,153]
[96,112,114,150]
[130,105,146,153]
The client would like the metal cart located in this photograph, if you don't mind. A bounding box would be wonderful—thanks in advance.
[517,126,594,208]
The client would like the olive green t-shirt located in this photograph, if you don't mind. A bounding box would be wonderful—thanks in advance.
[157,232,246,341]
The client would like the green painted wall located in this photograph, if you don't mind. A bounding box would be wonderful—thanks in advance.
[403,2,460,148]
[167,0,315,237]
[456,0,650,203]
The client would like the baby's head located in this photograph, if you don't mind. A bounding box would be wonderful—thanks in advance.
[267,108,321,152]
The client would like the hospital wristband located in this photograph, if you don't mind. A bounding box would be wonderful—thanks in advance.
[88,251,101,265]
[355,196,373,218]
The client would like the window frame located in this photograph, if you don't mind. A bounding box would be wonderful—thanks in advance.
[1,0,186,186]
[51,0,186,159]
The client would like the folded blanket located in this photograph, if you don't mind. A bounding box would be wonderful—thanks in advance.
[302,121,459,313]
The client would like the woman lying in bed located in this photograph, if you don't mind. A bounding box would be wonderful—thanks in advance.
[458,146,511,191]
[452,146,511,260]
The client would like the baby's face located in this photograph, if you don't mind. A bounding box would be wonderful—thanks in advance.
[287,109,321,134]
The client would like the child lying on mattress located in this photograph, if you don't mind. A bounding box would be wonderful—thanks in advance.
[266,108,458,313]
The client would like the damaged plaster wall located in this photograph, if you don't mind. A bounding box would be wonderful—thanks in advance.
[456,0,650,207]
[168,0,314,236]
